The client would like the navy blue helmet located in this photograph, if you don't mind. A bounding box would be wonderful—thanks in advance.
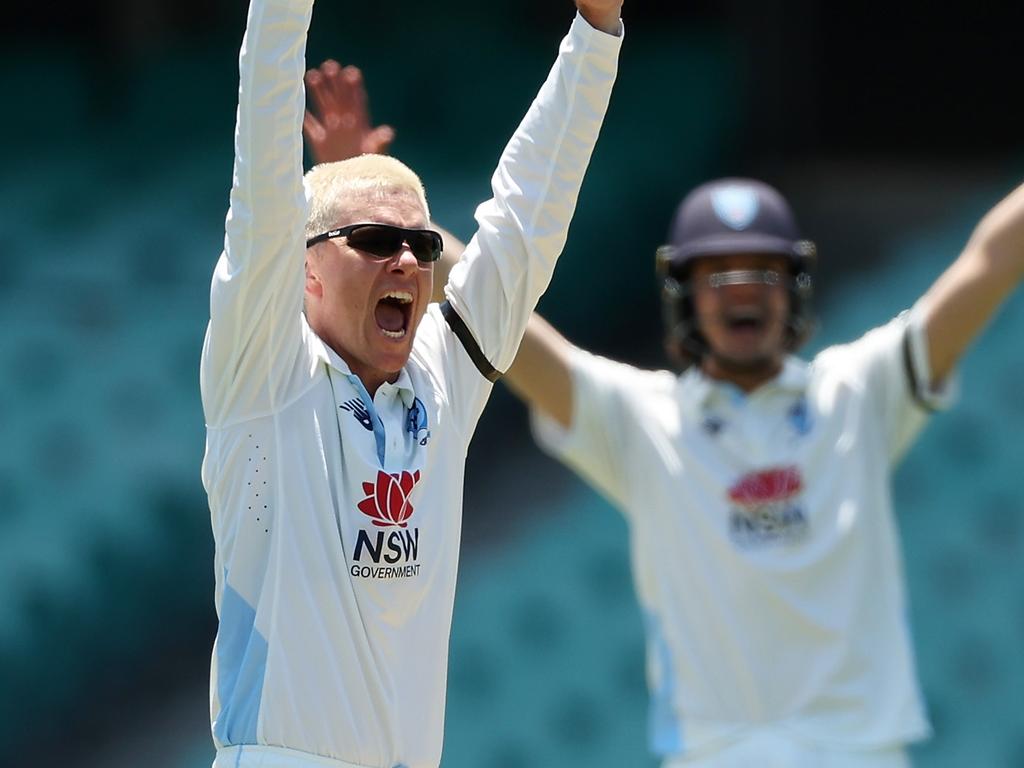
[655,178,817,367]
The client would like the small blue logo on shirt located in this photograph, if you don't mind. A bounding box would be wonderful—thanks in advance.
[407,397,430,446]
[788,397,813,436]
[341,398,374,431]
[702,415,725,436]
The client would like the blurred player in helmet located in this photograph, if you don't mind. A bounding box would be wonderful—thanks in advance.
[303,58,1024,767]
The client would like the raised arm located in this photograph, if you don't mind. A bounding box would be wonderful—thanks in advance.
[443,2,622,379]
[201,0,313,426]
[916,181,1024,384]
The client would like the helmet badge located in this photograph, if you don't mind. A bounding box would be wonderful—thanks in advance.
[711,186,759,231]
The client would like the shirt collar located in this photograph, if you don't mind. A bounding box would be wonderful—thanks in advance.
[774,356,811,393]
[308,320,417,408]
[678,355,810,413]
[385,369,417,409]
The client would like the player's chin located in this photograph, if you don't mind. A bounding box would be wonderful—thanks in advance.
[369,329,414,370]
[715,335,767,362]
[711,338,780,372]
[723,324,785,355]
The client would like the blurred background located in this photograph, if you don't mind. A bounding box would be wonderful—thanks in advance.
[2,0,1023,766]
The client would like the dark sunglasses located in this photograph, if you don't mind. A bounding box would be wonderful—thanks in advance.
[306,223,444,263]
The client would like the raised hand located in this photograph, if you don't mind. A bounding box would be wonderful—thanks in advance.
[303,60,395,165]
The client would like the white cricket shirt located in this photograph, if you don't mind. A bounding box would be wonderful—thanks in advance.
[199,2,621,766]
[533,310,954,758]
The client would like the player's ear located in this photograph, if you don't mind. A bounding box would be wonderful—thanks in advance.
[305,257,323,300]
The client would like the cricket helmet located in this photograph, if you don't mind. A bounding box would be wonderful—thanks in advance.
[655,178,817,368]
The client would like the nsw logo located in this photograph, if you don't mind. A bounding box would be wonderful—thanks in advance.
[352,470,423,579]
[357,470,421,527]
[727,466,808,546]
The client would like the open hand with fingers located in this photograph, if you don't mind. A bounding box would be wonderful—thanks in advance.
[303,60,395,165]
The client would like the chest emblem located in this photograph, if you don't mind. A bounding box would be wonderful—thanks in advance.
[727,466,807,546]
[358,470,421,528]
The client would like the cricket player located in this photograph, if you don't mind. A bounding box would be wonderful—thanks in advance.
[516,178,1024,768]
[301,69,1024,765]
[199,0,623,766]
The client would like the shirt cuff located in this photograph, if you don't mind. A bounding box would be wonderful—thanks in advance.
[904,304,959,411]
[529,345,587,458]
[571,10,625,47]
[269,0,314,11]
[530,405,573,457]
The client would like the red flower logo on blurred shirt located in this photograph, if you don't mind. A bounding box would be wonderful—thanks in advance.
[728,466,802,509]
[358,470,421,528]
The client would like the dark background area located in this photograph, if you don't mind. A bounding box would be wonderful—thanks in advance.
[1,1,1022,766]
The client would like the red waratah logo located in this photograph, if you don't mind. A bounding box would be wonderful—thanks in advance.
[728,466,802,508]
[358,470,421,528]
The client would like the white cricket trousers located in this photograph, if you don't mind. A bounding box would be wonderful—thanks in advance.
[214,745,387,768]
[662,730,911,768]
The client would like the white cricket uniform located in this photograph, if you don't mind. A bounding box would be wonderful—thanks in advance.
[199,1,621,766]
[532,310,954,766]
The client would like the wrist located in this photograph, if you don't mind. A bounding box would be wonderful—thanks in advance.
[577,4,623,36]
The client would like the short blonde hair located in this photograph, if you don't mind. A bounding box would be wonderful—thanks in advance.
[304,155,430,240]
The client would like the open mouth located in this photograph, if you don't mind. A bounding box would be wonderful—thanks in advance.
[724,309,766,334]
[374,290,414,339]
